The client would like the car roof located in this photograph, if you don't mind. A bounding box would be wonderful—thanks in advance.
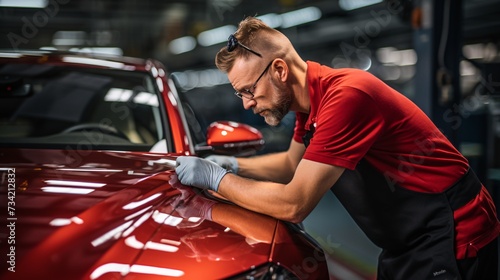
[0,49,166,73]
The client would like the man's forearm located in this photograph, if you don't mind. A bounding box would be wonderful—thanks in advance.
[237,151,295,183]
[217,173,301,222]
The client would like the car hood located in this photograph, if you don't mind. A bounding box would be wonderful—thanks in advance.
[0,148,283,279]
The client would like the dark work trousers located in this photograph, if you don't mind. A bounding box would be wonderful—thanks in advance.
[457,237,498,280]
[331,162,481,279]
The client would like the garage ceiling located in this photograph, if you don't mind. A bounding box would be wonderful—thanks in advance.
[1,0,500,71]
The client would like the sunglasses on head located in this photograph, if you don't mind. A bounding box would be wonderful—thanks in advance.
[227,34,262,57]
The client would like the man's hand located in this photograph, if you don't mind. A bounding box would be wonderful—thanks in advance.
[175,156,229,192]
[174,195,217,222]
[205,155,239,173]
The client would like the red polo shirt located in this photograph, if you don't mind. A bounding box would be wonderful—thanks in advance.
[293,61,500,259]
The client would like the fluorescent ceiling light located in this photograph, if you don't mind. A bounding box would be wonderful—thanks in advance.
[376,47,418,66]
[460,60,477,76]
[280,7,322,28]
[197,25,236,47]
[169,36,197,54]
[52,31,87,46]
[398,49,418,66]
[339,0,383,11]
[0,0,48,8]
[257,13,283,28]
[172,69,229,91]
[191,7,320,52]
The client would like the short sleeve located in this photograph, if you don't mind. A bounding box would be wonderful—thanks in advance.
[303,87,385,170]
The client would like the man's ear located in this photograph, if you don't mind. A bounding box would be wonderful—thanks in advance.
[273,59,288,82]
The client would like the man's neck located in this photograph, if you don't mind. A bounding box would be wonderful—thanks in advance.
[289,59,310,114]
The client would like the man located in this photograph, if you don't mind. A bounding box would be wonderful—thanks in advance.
[175,16,500,279]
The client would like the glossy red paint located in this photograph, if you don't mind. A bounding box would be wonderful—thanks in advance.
[0,148,328,279]
[0,51,329,279]
[205,121,265,156]
[206,121,263,147]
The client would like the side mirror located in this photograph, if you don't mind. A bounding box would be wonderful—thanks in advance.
[195,121,265,156]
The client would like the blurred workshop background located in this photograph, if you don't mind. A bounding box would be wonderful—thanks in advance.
[2,0,500,278]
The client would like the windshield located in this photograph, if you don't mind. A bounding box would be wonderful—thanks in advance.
[0,63,166,151]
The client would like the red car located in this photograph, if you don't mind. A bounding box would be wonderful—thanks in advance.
[0,50,329,279]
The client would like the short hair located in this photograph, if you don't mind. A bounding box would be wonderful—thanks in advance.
[215,16,285,73]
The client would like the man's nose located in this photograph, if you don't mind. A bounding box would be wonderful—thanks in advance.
[242,98,256,110]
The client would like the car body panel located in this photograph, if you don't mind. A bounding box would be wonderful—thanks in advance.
[0,51,329,279]
[0,148,328,279]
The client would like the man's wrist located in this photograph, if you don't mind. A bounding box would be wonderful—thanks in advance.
[212,167,230,192]
[228,156,239,173]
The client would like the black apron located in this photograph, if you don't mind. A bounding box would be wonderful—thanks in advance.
[303,127,482,279]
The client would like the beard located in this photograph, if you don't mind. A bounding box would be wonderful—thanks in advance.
[256,79,292,126]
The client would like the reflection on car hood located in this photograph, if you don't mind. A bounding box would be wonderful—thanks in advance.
[0,148,281,279]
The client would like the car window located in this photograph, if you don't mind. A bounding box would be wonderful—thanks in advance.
[0,63,167,152]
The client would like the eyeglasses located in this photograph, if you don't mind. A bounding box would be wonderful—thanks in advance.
[234,60,273,99]
[227,34,262,57]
